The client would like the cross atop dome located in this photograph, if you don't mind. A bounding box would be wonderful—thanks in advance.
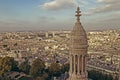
[75,7,81,22]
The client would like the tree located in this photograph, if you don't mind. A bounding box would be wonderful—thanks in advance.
[19,60,30,74]
[0,77,12,80]
[88,70,113,80]
[0,57,18,76]
[61,63,69,73]
[35,77,45,80]
[18,76,33,80]
[42,73,49,80]
[49,63,61,77]
[30,58,45,78]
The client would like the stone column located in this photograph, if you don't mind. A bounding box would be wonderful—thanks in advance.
[70,55,72,73]
[74,55,76,74]
[77,55,80,75]
[81,55,83,74]
[85,55,87,73]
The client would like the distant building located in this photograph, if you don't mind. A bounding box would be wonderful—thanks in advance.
[69,7,88,80]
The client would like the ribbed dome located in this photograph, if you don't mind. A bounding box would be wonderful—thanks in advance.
[71,21,88,48]
[71,21,86,36]
[70,7,88,54]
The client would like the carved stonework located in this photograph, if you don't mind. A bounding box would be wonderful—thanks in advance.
[69,7,88,80]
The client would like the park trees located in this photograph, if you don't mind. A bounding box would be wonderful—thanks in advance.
[88,70,113,80]
[30,58,45,78]
[0,57,18,76]
[49,62,61,77]
[19,60,30,74]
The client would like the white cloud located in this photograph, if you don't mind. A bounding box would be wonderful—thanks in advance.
[41,0,77,10]
[97,0,114,3]
[92,0,120,13]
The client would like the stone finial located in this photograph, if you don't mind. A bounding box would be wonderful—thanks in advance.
[75,7,81,22]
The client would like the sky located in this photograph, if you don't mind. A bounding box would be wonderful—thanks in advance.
[0,0,120,32]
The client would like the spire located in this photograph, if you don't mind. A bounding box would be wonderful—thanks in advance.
[75,6,81,22]
[69,7,88,80]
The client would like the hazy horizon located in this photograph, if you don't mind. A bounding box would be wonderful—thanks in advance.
[0,0,120,32]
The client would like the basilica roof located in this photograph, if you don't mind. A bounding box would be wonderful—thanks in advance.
[71,7,88,51]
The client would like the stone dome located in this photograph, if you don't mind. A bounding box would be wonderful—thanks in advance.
[70,7,88,54]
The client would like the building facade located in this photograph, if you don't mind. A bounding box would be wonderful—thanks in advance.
[69,7,88,80]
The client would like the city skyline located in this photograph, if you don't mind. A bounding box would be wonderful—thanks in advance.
[0,0,120,32]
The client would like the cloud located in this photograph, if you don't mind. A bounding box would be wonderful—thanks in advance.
[41,0,77,10]
[91,0,120,13]
[102,11,120,22]
[97,0,114,3]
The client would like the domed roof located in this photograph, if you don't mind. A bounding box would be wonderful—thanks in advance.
[71,21,86,36]
[70,7,88,53]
